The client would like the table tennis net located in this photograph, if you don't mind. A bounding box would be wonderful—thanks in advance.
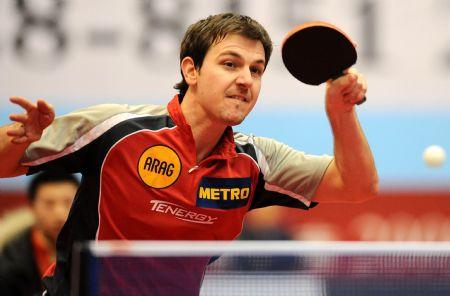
[71,241,450,296]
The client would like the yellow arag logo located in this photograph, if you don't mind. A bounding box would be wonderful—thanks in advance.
[138,145,181,189]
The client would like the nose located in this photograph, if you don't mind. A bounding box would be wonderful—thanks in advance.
[235,68,253,89]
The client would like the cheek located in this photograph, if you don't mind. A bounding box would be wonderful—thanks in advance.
[199,75,223,98]
[33,204,47,218]
[250,82,261,104]
[34,211,54,230]
[216,69,240,89]
[253,80,261,94]
[34,204,55,222]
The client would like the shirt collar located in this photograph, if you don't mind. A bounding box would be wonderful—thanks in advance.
[167,95,237,159]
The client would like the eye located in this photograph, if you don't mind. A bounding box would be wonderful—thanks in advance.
[223,61,235,68]
[250,66,263,77]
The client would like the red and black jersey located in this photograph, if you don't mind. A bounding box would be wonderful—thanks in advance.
[23,95,332,295]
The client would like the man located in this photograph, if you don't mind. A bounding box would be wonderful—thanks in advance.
[0,169,79,295]
[0,13,377,295]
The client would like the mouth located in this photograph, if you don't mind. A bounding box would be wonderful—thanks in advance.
[227,95,248,103]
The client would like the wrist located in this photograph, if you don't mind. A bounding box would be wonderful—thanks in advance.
[326,108,360,135]
[326,106,355,121]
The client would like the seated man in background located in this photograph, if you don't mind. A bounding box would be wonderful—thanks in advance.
[0,169,79,296]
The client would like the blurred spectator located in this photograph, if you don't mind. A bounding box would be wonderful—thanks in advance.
[0,169,79,296]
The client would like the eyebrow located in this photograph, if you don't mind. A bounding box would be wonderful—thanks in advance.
[218,50,266,66]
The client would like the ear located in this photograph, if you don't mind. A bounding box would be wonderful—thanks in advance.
[180,57,198,86]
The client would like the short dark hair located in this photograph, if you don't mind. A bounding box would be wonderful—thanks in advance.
[174,13,273,95]
[27,168,80,202]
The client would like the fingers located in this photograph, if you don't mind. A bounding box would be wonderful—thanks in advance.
[326,68,367,112]
[6,124,29,145]
[11,136,29,145]
[9,97,55,129]
[6,122,41,144]
[341,74,358,93]
[10,96,36,112]
[345,89,365,104]
[37,99,55,127]
[336,69,367,103]
[6,123,25,137]
[10,97,54,116]
[343,88,365,104]
[334,68,365,88]
[9,113,29,124]
[343,79,362,98]
[37,99,54,115]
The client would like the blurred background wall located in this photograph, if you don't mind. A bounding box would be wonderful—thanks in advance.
[1,0,450,241]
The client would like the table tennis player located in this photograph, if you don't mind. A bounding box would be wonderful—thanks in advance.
[0,13,378,295]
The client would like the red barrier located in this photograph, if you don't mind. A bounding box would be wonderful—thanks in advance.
[0,192,27,217]
[2,190,450,241]
[278,190,450,241]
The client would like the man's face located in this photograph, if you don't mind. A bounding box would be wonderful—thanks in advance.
[32,182,77,242]
[194,34,266,126]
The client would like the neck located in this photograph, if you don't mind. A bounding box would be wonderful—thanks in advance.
[34,227,56,254]
[180,91,227,163]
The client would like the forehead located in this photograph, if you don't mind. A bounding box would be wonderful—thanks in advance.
[208,34,265,62]
[35,182,77,200]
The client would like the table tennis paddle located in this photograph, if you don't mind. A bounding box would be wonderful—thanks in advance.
[281,21,366,105]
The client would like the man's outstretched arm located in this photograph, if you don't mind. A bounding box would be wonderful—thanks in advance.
[0,97,55,177]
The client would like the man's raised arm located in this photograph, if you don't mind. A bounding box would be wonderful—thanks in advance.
[0,97,55,177]
[313,68,378,203]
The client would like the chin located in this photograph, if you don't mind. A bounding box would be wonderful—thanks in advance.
[220,110,248,126]
[223,116,245,126]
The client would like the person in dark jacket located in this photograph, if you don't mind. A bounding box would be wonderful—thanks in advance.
[0,169,79,296]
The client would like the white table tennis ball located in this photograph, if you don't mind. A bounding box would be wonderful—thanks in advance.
[423,145,446,167]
